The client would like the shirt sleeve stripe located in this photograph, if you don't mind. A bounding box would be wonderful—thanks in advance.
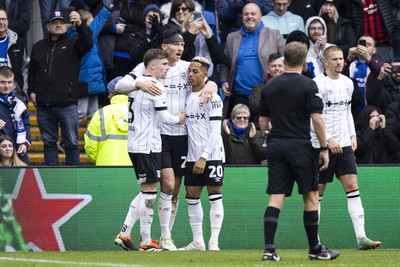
[210,116,223,121]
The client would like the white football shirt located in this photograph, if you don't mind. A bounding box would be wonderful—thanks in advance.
[185,89,225,162]
[311,73,356,148]
[131,60,190,136]
[127,77,179,154]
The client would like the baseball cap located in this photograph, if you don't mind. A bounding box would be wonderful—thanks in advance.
[48,11,65,23]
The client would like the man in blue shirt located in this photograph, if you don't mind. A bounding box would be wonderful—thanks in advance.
[219,2,285,119]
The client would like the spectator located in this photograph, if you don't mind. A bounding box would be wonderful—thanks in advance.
[285,30,316,78]
[248,53,284,125]
[76,3,111,123]
[162,0,225,82]
[385,100,400,162]
[368,59,400,112]
[392,0,400,59]
[0,134,26,166]
[287,0,319,23]
[84,76,131,166]
[217,0,273,48]
[0,0,31,47]
[261,0,304,38]
[304,16,333,77]
[355,105,400,164]
[344,35,384,116]
[318,0,356,58]
[0,66,30,164]
[98,0,152,83]
[126,4,163,69]
[28,11,92,166]
[0,6,28,95]
[349,0,394,63]
[316,0,349,18]
[219,3,285,119]
[38,0,73,38]
[160,0,196,60]
[222,104,266,165]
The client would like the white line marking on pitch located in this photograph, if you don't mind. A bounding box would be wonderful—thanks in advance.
[0,257,141,267]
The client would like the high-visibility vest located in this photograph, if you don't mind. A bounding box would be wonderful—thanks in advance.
[84,95,131,166]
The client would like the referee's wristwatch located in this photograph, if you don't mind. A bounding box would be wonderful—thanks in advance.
[320,146,329,150]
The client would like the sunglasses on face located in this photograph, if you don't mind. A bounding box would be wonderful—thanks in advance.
[235,116,249,121]
[176,7,188,12]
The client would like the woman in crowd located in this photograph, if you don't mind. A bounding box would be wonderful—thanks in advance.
[222,104,266,165]
[162,0,225,82]
[0,135,26,166]
[355,105,400,164]
[318,0,356,58]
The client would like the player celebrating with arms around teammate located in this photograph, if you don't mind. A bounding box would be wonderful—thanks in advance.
[114,49,185,251]
[116,30,217,251]
[312,45,381,250]
[179,57,225,251]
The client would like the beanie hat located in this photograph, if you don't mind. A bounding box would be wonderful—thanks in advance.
[319,0,337,9]
[107,76,123,94]
[143,4,161,22]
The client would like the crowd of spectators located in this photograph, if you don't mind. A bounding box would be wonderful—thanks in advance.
[1,0,400,166]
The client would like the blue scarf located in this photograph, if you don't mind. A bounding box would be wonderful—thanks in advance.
[0,92,27,145]
[353,59,368,113]
[307,62,315,78]
[232,123,247,139]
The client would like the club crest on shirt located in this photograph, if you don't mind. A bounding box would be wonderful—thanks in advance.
[211,99,222,109]
[199,102,204,110]
[181,72,187,80]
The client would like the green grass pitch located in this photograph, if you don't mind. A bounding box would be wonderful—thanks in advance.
[1,249,399,266]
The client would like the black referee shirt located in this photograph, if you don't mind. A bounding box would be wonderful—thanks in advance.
[259,72,323,139]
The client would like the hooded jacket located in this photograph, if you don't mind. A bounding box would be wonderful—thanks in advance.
[305,16,334,76]
[84,94,131,166]
[78,6,111,96]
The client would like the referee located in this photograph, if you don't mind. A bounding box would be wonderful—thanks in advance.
[258,42,340,261]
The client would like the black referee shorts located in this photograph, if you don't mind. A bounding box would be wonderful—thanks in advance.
[267,138,319,196]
